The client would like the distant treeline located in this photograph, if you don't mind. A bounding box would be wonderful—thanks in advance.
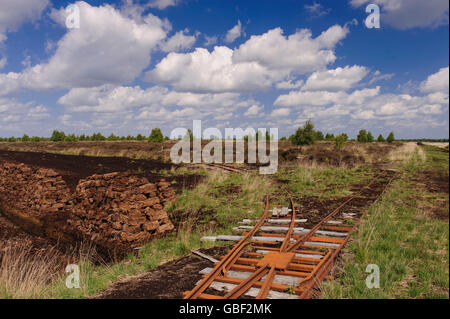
[2,121,445,146]
[0,129,168,143]
[283,120,396,148]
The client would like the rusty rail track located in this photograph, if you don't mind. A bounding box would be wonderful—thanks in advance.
[184,168,396,299]
[206,163,244,173]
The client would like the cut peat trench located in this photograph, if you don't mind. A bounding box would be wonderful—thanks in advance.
[0,150,203,192]
[184,168,396,299]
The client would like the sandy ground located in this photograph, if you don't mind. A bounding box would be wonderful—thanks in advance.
[422,142,449,149]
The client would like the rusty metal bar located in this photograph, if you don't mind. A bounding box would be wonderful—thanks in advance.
[184,195,270,299]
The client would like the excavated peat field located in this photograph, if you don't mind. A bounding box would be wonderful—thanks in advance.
[0,150,204,263]
[95,168,396,299]
[0,150,202,192]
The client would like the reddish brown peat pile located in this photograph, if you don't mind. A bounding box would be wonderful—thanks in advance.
[0,163,74,240]
[0,162,176,252]
[69,173,175,246]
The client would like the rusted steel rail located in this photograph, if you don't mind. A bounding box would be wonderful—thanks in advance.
[207,163,243,173]
[185,168,396,299]
[184,195,271,299]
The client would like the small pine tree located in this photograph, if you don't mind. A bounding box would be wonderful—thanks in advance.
[367,131,374,142]
[357,130,368,143]
[107,133,119,141]
[50,130,66,142]
[91,132,106,141]
[377,134,385,142]
[315,131,324,141]
[148,128,164,142]
[386,132,395,143]
[291,120,317,145]
[335,133,348,149]
[21,134,30,142]
[64,134,78,142]
[184,129,194,141]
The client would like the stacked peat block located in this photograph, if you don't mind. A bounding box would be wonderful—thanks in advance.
[0,162,177,250]
[157,179,177,204]
[0,162,73,218]
[68,173,175,247]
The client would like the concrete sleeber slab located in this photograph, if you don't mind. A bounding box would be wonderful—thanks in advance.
[195,280,298,299]
[233,225,305,233]
[201,235,296,243]
[304,241,341,248]
[239,218,307,225]
[233,226,348,238]
[269,207,291,217]
[199,267,301,286]
[314,230,348,237]
[326,220,343,225]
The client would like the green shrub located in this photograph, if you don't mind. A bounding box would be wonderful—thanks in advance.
[357,130,368,143]
[148,128,164,142]
[387,132,395,143]
[289,120,317,145]
[50,130,65,142]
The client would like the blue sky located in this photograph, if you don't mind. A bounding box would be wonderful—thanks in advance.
[0,0,448,138]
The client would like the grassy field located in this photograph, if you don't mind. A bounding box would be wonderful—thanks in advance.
[2,142,446,299]
[321,145,449,298]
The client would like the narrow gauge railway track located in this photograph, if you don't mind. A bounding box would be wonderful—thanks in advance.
[184,169,396,299]
[206,163,244,173]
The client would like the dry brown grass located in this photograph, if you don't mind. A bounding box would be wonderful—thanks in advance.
[0,240,107,299]
[388,142,425,162]
[422,142,449,149]
[0,245,62,298]
[294,141,401,169]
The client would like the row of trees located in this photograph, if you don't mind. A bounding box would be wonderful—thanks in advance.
[284,120,395,147]
[0,123,395,146]
[356,130,394,143]
[0,129,167,143]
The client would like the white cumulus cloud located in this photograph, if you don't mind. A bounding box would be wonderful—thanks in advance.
[0,0,49,43]
[301,65,369,91]
[10,1,168,91]
[147,25,350,93]
[160,29,196,52]
[225,20,243,43]
[420,66,449,93]
[350,0,449,29]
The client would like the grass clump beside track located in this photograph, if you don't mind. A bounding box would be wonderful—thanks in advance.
[321,145,449,298]
[45,233,214,299]
[274,166,372,199]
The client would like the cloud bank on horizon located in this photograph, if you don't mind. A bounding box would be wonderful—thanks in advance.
[0,0,448,138]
